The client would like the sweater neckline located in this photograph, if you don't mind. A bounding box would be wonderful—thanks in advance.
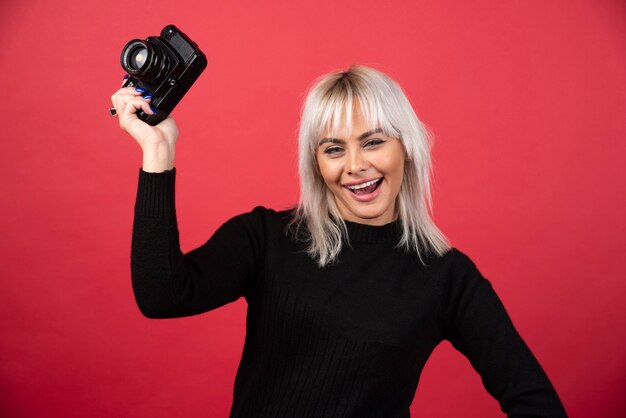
[343,219,403,244]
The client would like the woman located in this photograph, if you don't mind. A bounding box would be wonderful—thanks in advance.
[111,66,568,417]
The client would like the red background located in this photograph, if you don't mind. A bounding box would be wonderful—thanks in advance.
[1,1,624,417]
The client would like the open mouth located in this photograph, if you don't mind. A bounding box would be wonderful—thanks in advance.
[344,178,383,195]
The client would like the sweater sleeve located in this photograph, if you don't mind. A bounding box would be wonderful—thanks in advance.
[130,168,265,318]
[441,249,568,417]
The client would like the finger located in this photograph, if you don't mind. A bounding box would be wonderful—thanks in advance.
[111,90,134,109]
[111,88,147,113]
[113,92,134,118]
[111,86,144,100]
[111,74,132,107]
[119,97,155,127]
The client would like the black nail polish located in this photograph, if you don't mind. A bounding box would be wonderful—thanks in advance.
[135,87,147,93]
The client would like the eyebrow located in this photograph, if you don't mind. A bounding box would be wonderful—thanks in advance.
[318,128,383,146]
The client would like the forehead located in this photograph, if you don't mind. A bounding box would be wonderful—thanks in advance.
[321,103,373,138]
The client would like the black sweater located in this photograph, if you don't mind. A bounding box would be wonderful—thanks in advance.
[131,168,568,418]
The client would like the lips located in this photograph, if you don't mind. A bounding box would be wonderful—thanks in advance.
[341,178,384,203]
[344,178,382,195]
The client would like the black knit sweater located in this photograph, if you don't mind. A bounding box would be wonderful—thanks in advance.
[131,168,568,418]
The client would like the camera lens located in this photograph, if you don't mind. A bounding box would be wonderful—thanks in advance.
[121,39,170,84]
[129,46,148,70]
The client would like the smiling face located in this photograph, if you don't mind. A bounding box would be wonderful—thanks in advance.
[316,106,406,226]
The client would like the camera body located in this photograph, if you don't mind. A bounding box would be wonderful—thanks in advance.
[120,25,207,126]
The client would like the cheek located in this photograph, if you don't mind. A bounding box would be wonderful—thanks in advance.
[376,156,405,191]
[376,154,403,176]
[392,162,406,186]
[381,146,406,178]
[317,159,341,185]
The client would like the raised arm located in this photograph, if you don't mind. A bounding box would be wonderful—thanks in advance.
[131,169,265,318]
[111,83,264,318]
[442,249,568,417]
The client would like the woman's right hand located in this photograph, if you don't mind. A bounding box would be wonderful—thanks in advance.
[111,84,179,172]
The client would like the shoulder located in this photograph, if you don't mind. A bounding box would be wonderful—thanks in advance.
[222,205,295,238]
[230,205,294,225]
[420,246,473,271]
[206,206,297,260]
[426,247,488,294]
[447,247,479,269]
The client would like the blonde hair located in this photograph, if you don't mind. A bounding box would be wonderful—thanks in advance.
[290,65,451,267]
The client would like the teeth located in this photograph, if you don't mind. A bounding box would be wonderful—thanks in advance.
[346,178,380,190]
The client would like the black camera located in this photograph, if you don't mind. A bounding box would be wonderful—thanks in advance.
[120,25,207,126]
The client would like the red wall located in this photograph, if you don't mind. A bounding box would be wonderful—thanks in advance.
[1,1,624,417]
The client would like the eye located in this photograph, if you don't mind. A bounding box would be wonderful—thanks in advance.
[364,138,384,147]
[323,146,344,155]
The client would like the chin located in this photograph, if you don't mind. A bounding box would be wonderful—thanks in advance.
[344,206,394,225]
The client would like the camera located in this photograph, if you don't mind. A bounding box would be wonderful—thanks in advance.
[120,24,207,126]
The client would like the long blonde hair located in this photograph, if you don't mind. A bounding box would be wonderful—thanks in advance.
[290,65,450,267]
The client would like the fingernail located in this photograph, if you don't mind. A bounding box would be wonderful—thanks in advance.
[142,95,153,100]
[135,87,147,93]
[150,106,157,114]
[123,74,129,79]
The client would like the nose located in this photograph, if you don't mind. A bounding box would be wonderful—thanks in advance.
[346,148,369,175]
